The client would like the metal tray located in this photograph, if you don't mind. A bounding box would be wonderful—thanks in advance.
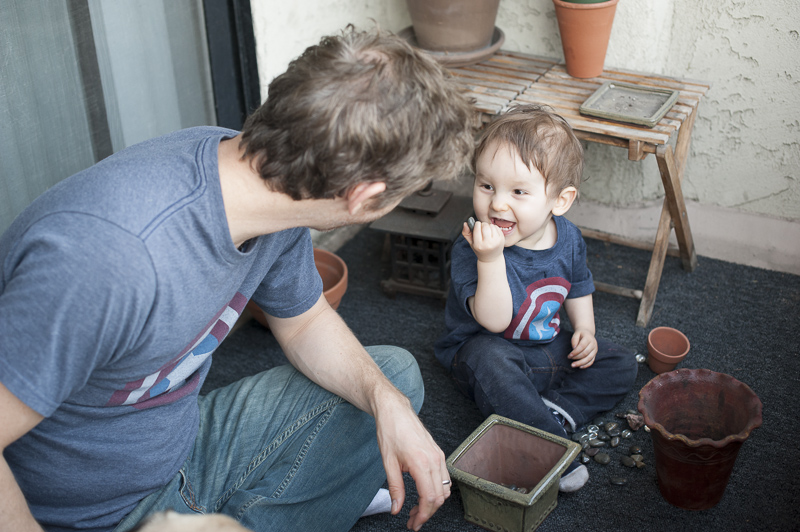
[579,81,680,128]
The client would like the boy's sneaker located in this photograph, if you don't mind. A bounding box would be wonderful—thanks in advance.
[559,461,589,492]
[551,410,569,434]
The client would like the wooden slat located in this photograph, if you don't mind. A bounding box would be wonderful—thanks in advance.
[452,74,527,94]
[580,227,681,257]
[462,84,518,101]
[595,282,643,300]
[455,63,542,84]
[544,66,708,106]
[547,64,711,94]
[465,91,508,114]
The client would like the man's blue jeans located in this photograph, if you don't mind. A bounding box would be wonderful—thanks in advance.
[115,345,423,532]
[450,332,637,438]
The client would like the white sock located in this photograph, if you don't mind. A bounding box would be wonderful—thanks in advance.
[361,488,392,517]
[559,464,589,492]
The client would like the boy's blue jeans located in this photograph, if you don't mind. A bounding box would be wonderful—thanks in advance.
[114,345,423,532]
[450,332,637,438]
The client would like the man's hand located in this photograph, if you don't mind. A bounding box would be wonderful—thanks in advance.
[374,397,450,531]
[268,297,450,530]
[569,329,598,369]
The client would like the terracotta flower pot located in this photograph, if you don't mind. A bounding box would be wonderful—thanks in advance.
[647,326,690,374]
[248,248,348,328]
[553,0,618,79]
[406,0,500,54]
[638,369,763,510]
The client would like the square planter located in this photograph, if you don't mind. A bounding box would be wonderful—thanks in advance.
[447,415,580,532]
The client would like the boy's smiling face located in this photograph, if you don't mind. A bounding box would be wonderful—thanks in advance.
[473,140,562,250]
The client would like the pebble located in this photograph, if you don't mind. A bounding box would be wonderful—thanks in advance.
[597,432,611,442]
[610,436,620,448]
[607,427,621,437]
[610,477,628,486]
[621,429,632,439]
[635,353,646,363]
[629,445,642,455]
[604,422,619,432]
[631,454,644,462]
[579,452,592,465]
[585,447,600,457]
[621,455,637,468]
[625,413,645,431]
[594,452,611,465]
[588,438,607,448]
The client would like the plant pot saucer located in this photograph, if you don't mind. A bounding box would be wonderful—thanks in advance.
[398,26,505,68]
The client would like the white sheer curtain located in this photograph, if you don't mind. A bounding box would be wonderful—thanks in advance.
[0,0,216,233]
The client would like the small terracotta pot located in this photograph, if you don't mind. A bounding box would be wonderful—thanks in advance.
[248,248,348,328]
[312,248,348,310]
[553,0,618,78]
[647,326,690,374]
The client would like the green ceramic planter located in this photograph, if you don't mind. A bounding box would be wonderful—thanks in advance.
[447,415,580,532]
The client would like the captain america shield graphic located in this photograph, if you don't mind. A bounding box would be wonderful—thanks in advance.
[505,277,571,341]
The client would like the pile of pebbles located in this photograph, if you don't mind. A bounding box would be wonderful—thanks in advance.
[572,409,649,486]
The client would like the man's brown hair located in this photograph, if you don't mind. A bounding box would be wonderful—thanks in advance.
[475,104,584,198]
[240,27,478,209]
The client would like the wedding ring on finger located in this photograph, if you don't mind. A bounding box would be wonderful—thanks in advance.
[442,480,451,485]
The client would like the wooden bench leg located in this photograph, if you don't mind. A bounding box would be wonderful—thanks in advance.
[656,144,698,272]
[636,200,672,327]
[636,144,699,327]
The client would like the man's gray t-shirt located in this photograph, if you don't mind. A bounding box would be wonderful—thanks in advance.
[0,127,322,531]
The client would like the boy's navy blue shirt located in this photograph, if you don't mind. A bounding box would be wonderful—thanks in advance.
[435,215,594,369]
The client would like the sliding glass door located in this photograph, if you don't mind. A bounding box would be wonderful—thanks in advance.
[0,0,217,232]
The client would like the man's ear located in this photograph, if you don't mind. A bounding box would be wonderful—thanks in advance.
[346,182,387,215]
[551,186,577,216]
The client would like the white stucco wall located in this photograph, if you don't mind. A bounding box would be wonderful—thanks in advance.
[249,0,800,273]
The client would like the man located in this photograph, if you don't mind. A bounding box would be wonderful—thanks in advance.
[0,27,476,532]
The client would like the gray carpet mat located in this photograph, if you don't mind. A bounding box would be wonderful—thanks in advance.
[205,228,800,531]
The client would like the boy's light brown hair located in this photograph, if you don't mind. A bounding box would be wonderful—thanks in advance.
[240,26,477,209]
[475,104,584,199]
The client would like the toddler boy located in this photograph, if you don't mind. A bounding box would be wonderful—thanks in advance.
[435,105,637,492]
